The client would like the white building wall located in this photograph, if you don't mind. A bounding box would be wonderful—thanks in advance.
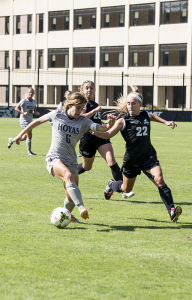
[0,0,191,108]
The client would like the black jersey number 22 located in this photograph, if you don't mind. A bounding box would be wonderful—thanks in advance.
[136,126,148,136]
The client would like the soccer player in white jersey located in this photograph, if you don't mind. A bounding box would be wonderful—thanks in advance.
[13,92,116,222]
[90,86,182,223]
[8,87,40,155]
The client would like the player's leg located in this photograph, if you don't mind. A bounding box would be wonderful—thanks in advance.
[8,132,26,149]
[99,142,135,199]
[144,165,182,222]
[26,130,36,155]
[52,160,89,220]
[77,155,95,174]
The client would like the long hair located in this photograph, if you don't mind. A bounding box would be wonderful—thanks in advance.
[113,86,143,118]
[64,92,88,110]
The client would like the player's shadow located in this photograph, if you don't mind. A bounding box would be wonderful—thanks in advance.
[91,221,192,232]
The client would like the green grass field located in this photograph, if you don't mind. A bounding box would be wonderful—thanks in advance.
[0,118,192,300]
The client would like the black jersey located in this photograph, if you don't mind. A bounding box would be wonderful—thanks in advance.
[85,100,102,124]
[121,110,156,167]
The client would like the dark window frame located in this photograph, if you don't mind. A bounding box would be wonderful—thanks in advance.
[100,46,124,67]
[74,8,96,30]
[129,45,154,67]
[5,51,9,69]
[16,51,20,69]
[130,3,155,26]
[160,1,188,25]
[5,16,9,35]
[39,14,44,33]
[48,48,69,68]
[16,16,20,34]
[159,43,187,66]
[101,6,125,28]
[49,11,70,31]
[73,47,96,68]
[27,50,31,69]
[27,15,32,33]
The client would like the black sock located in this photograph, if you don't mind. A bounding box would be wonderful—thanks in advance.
[158,184,175,215]
[110,163,123,181]
[110,180,123,193]
[78,163,86,175]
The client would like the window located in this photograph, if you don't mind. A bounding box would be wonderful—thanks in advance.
[74,9,96,30]
[129,45,154,67]
[159,44,187,66]
[73,48,95,67]
[37,50,43,69]
[16,16,20,34]
[5,51,9,69]
[27,50,31,69]
[48,48,69,68]
[37,14,44,33]
[16,86,21,103]
[101,6,125,28]
[27,15,32,33]
[161,1,188,24]
[16,51,20,69]
[100,46,124,67]
[130,4,155,26]
[49,11,69,31]
[5,17,9,34]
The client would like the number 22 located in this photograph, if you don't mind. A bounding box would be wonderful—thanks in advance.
[136,126,148,136]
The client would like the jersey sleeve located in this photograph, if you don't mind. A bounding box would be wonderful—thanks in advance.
[18,99,25,108]
[120,117,126,131]
[44,110,58,122]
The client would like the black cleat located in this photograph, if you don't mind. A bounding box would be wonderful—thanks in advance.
[171,206,182,222]
[104,179,114,200]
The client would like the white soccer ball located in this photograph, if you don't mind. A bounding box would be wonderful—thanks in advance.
[50,207,71,228]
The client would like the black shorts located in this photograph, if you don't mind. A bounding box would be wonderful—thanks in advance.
[79,137,111,158]
[122,154,160,179]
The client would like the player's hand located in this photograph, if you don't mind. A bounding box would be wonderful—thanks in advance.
[95,106,102,112]
[89,129,95,135]
[35,111,40,116]
[165,121,177,129]
[23,112,29,115]
[107,114,116,127]
[14,134,22,145]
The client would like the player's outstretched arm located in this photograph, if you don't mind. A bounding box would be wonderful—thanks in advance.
[14,115,48,145]
[97,114,116,132]
[90,118,124,139]
[150,113,177,129]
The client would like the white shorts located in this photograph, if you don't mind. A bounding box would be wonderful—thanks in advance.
[45,157,78,176]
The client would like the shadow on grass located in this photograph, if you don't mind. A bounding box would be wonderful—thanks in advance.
[91,221,192,232]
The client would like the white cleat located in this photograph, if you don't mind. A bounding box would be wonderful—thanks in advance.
[8,138,13,149]
[122,191,135,199]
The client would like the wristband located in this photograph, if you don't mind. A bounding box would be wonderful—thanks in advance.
[90,123,99,131]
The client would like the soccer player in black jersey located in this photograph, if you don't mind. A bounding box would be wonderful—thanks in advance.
[90,85,182,222]
[77,80,134,200]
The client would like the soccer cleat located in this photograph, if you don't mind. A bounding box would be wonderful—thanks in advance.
[70,214,80,223]
[27,151,37,155]
[171,206,182,222]
[104,179,114,200]
[8,138,14,149]
[122,191,135,199]
[79,207,90,220]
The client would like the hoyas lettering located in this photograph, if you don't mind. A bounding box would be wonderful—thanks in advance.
[27,106,35,109]
[58,123,79,134]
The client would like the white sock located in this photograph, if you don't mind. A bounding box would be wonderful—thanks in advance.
[66,182,84,212]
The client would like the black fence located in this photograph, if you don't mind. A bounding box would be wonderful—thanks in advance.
[0,105,192,122]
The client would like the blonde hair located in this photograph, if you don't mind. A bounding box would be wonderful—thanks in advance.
[25,87,35,99]
[64,92,88,110]
[113,86,143,118]
[80,80,95,95]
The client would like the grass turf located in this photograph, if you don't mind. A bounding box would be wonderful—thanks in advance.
[0,118,192,300]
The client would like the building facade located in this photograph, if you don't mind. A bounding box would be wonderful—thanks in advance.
[0,0,191,109]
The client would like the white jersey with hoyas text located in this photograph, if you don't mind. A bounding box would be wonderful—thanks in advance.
[45,110,93,166]
[18,98,37,128]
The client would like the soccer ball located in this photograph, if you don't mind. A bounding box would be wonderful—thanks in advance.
[50,207,71,228]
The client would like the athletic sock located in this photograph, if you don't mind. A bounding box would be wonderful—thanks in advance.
[110,163,123,181]
[110,180,123,193]
[158,184,175,215]
[78,163,86,175]
[26,138,31,152]
[66,182,84,212]
[64,197,75,213]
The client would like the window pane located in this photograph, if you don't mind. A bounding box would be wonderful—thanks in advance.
[138,46,147,66]
[148,52,153,66]
[170,2,180,23]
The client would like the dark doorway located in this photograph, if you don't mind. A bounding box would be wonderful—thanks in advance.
[173,86,186,108]
[142,86,153,106]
